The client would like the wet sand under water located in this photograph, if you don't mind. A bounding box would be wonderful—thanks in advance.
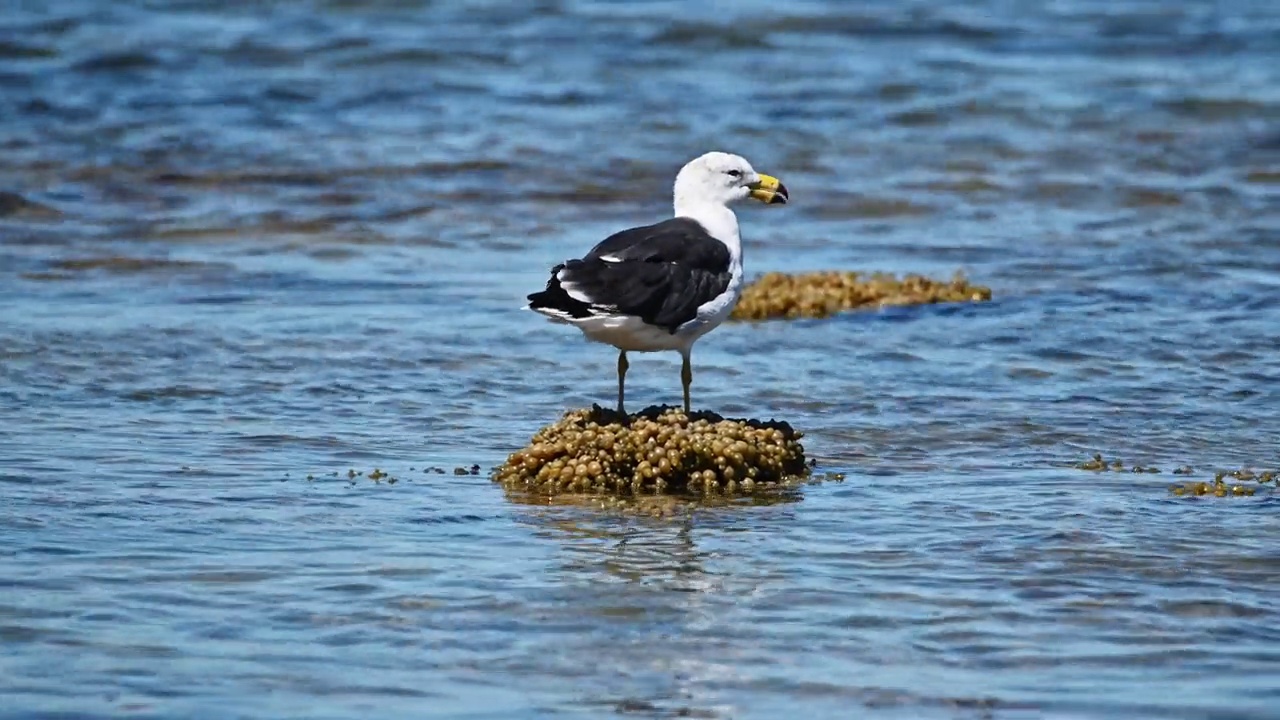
[2,1,1280,718]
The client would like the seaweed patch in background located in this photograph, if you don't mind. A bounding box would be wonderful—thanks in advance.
[731,270,992,321]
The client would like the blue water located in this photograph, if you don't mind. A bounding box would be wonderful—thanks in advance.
[2,1,1279,718]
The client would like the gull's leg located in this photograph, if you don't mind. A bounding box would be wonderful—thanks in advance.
[680,348,692,413]
[617,350,629,415]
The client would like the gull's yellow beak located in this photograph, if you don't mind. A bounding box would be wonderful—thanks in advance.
[749,174,789,205]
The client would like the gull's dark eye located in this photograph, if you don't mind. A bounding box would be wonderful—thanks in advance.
[726,169,742,178]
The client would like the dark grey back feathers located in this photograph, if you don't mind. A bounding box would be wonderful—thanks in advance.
[527,218,733,333]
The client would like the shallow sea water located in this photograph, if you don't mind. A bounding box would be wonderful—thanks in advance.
[2,1,1280,718]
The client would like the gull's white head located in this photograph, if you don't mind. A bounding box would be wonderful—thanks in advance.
[672,151,789,210]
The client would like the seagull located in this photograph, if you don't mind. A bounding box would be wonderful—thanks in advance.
[526,151,789,415]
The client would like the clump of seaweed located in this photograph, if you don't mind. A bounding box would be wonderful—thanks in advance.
[1216,468,1276,484]
[730,270,992,321]
[1073,454,1275,498]
[1073,454,1161,473]
[1170,479,1255,498]
[493,405,809,497]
